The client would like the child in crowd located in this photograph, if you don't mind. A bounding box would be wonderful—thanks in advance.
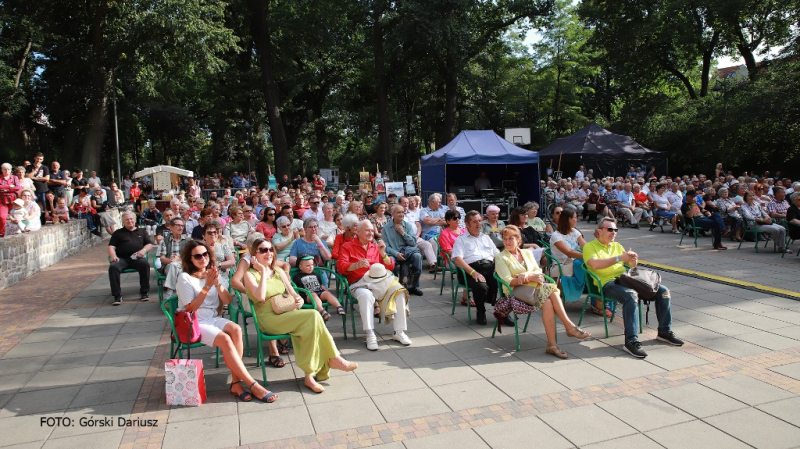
[53,197,70,224]
[291,254,345,321]
[5,199,27,235]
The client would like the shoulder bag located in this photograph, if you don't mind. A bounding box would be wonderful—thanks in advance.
[615,266,661,300]
[268,268,298,314]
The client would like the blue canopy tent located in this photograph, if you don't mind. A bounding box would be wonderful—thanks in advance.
[421,130,540,206]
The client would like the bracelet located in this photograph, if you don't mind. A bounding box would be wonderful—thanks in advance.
[469,269,476,276]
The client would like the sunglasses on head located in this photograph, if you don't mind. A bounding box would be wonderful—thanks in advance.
[256,246,274,254]
[192,251,209,260]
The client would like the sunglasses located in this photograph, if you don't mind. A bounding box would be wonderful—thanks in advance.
[256,246,274,254]
[280,225,290,228]
[606,228,619,233]
[205,230,218,235]
[311,202,320,205]
[267,213,276,217]
[192,251,209,260]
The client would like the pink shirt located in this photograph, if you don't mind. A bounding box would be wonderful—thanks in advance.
[438,227,462,254]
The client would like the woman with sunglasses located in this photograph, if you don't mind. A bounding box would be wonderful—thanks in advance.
[256,207,278,240]
[176,240,276,403]
[244,238,357,393]
[544,205,563,235]
[203,220,236,289]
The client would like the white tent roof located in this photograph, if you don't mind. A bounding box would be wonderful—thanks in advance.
[133,165,194,178]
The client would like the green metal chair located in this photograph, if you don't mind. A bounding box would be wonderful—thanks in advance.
[782,238,798,258]
[246,297,292,385]
[160,295,219,367]
[542,249,567,303]
[679,216,704,248]
[152,253,166,303]
[490,273,541,351]
[738,218,769,252]
[452,264,473,324]
[578,270,641,338]
[228,289,254,356]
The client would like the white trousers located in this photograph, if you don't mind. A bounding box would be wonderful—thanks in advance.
[618,207,643,224]
[417,237,436,266]
[355,288,407,333]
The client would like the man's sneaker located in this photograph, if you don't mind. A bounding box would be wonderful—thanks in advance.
[392,331,412,346]
[140,292,150,302]
[657,331,684,346]
[112,296,122,306]
[624,340,648,358]
[366,332,379,351]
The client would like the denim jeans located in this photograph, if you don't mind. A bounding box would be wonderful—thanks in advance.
[602,282,673,343]
[693,212,725,245]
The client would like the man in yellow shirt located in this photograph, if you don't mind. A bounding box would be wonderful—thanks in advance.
[584,218,683,358]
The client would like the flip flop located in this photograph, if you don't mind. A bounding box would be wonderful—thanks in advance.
[546,345,568,359]
[566,326,591,340]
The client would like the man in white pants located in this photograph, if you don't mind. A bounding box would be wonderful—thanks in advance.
[337,220,412,351]
[399,196,437,271]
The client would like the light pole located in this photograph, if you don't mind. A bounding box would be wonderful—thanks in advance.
[243,121,252,187]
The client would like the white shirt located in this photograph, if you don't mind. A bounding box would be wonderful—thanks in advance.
[302,208,325,221]
[575,170,585,181]
[451,233,499,264]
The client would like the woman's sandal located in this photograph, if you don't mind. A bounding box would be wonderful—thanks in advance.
[337,306,346,315]
[566,326,591,340]
[268,355,286,368]
[320,310,331,322]
[230,381,252,402]
[249,381,278,403]
[304,377,325,394]
[546,345,568,359]
[592,306,613,318]
[277,340,290,355]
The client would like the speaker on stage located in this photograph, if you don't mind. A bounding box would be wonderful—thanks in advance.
[458,199,483,215]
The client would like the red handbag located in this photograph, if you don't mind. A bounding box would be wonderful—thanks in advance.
[174,310,202,350]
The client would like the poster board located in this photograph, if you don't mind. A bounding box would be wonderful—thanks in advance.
[385,182,405,198]
[359,172,372,193]
[320,168,338,187]
[153,172,172,191]
[268,175,277,191]
[405,176,416,195]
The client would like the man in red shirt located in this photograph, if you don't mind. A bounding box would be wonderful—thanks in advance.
[337,220,411,351]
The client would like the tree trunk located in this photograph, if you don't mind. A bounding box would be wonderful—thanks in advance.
[372,2,392,179]
[663,62,698,100]
[436,69,458,150]
[312,92,330,169]
[80,0,112,172]
[250,0,290,180]
[699,30,720,97]
[11,36,32,94]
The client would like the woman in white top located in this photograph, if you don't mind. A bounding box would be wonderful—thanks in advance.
[18,189,41,232]
[176,240,277,403]
[741,191,788,252]
[548,208,586,304]
[223,205,253,250]
[648,183,679,233]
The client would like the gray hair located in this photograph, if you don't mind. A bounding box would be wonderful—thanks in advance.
[718,187,728,195]
[596,217,618,229]
[790,192,800,202]
[428,193,442,203]
[276,216,290,227]
[303,217,319,229]
[342,213,359,229]
[179,203,191,211]
[357,219,373,231]
[391,204,404,214]
[1,163,12,170]
[524,201,539,210]
[121,210,137,221]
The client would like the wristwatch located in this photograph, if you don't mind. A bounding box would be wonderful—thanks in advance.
[615,256,620,263]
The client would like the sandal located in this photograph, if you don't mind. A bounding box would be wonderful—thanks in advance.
[546,345,568,359]
[373,303,381,317]
[337,306,346,315]
[566,326,591,340]
[268,355,286,368]
[277,340,290,355]
[249,381,278,403]
[592,306,613,318]
[461,297,476,307]
[230,381,252,402]
[320,310,331,322]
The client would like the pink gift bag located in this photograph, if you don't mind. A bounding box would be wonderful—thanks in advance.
[165,359,207,406]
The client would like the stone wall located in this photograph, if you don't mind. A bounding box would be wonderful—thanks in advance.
[0,209,122,291]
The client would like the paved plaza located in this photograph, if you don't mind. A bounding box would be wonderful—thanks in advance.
[1,223,799,449]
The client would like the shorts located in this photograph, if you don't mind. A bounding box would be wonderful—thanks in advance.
[197,316,233,346]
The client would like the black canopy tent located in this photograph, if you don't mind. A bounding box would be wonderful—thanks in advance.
[538,123,668,178]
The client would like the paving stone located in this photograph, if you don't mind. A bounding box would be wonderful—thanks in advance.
[756,396,800,428]
[49,401,135,439]
[98,345,156,365]
[0,385,82,419]
[0,372,36,395]
[432,378,512,411]
[582,433,664,449]
[69,378,144,408]
[412,359,483,387]
[701,374,795,406]
[487,367,567,400]
[0,414,59,446]
[239,404,315,443]
[162,414,239,449]
[0,355,51,376]
[70,323,124,340]
[56,335,114,355]
[650,383,749,418]
[597,393,694,432]
[372,387,451,422]
[769,361,800,381]
[1,340,66,359]
[86,360,150,384]
[704,408,800,449]
[645,420,750,449]
[475,416,573,449]
[20,366,96,392]
[642,346,710,371]
[300,371,367,404]
[358,366,427,396]
[538,360,618,390]
[467,353,534,378]
[585,353,665,380]
[733,331,800,351]
[404,429,489,449]
[18,328,78,344]
[539,404,638,447]
[697,337,771,357]
[306,396,384,434]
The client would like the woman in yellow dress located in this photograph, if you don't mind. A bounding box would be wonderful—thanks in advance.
[494,225,590,359]
[243,238,357,393]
